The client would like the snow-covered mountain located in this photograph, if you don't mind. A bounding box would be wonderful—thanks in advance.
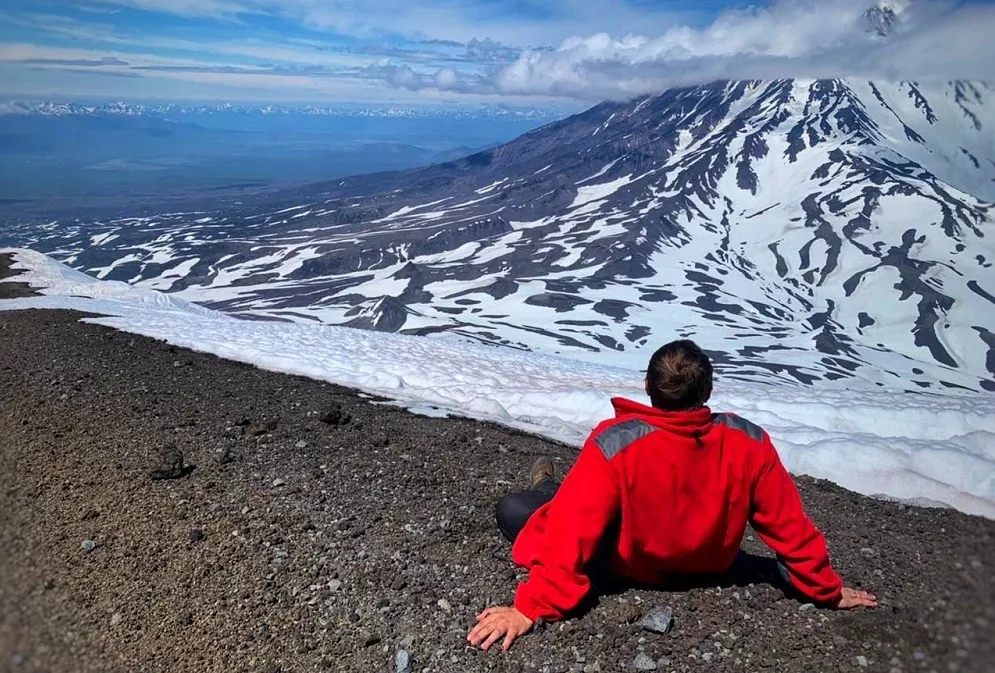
[863,0,912,37]
[5,79,994,393]
[0,100,569,122]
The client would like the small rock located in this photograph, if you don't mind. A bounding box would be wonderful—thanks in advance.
[391,577,407,591]
[361,631,380,647]
[81,509,100,521]
[860,547,876,556]
[249,421,276,437]
[633,652,657,671]
[188,528,205,543]
[637,605,674,634]
[272,478,286,488]
[799,603,817,613]
[702,652,714,663]
[319,404,351,426]
[110,612,122,626]
[618,603,643,624]
[81,539,98,554]
[857,656,868,667]
[327,579,342,592]
[583,664,602,673]
[395,650,413,673]
[295,440,308,449]
[215,447,234,465]
[149,444,185,480]
[437,599,452,612]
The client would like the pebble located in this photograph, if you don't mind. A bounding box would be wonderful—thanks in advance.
[295,440,308,449]
[857,656,869,667]
[272,478,286,488]
[799,603,817,613]
[188,528,205,543]
[319,405,351,426]
[149,445,185,480]
[110,612,122,626]
[633,652,657,671]
[81,539,98,554]
[396,650,413,673]
[637,605,674,634]
[437,599,452,612]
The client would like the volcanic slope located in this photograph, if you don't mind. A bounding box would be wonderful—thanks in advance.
[0,310,992,672]
[5,79,995,391]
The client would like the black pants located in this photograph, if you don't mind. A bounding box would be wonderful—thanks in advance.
[495,478,619,587]
[495,478,559,543]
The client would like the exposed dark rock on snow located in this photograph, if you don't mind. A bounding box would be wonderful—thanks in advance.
[3,80,993,392]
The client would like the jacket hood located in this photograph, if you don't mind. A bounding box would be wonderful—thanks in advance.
[611,397,713,438]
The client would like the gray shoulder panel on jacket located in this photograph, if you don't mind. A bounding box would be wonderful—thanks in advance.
[712,412,765,442]
[593,419,656,460]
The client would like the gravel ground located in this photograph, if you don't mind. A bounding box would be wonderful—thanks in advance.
[1,255,993,673]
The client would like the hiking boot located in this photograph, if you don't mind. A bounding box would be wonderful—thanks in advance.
[529,456,555,488]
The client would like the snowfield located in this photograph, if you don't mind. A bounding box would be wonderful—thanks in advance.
[3,248,993,519]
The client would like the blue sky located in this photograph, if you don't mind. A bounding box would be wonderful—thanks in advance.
[0,0,992,105]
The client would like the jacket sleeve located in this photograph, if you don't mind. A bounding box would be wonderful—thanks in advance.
[513,438,621,622]
[749,440,843,605]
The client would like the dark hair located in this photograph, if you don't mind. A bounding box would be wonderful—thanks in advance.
[646,340,713,411]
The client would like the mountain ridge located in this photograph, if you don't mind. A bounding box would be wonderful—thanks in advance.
[4,78,994,393]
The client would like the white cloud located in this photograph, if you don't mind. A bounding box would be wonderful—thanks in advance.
[494,0,995,100]
[435,67,458,90]
[78,0,700,48]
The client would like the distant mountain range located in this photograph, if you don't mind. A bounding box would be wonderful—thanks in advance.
[0,100,573,122]
[4,78,994,394]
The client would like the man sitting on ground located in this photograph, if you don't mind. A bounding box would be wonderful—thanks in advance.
[468,339,876,652]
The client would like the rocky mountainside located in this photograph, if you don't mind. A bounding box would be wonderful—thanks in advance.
[4,79,994,392]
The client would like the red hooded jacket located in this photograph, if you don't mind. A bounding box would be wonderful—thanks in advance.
[512,397,843,622]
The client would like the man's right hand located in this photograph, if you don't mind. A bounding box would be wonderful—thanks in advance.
[835,587,878,609]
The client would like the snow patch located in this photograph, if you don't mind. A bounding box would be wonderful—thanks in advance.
[3,248,994,519]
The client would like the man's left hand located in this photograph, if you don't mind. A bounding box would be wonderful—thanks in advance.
[467,606,534,652]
